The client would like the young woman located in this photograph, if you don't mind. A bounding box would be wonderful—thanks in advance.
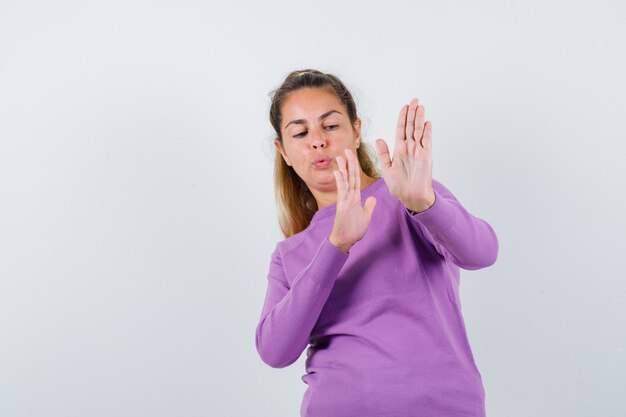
[255,69,499,417]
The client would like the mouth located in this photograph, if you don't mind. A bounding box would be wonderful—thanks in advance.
[312,157,331,169]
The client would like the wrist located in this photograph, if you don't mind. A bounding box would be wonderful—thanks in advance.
[328,235,351,253]
[403,189,436,214]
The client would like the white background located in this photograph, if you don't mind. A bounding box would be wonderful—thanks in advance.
[1,1,625,416]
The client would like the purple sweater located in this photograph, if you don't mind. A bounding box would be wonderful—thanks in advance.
[255,178,498,417]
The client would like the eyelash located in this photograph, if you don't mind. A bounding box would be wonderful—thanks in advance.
[293,125,338,138]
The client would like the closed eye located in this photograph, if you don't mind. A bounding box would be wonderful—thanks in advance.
[293,131,307,138]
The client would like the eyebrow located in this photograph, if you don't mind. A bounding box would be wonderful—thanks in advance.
[284,110,342,129]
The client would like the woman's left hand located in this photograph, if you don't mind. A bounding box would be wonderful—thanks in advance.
[375,98,435,213]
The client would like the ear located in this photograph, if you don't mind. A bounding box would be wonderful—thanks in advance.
[353,118,362,142]
[274,138,292,166]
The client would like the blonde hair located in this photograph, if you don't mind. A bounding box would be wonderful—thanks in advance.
[269,69,380,238]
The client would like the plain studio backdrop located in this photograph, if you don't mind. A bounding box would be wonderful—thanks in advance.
[1,0,624,416]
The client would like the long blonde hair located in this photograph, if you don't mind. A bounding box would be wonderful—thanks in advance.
[269,69,380,238]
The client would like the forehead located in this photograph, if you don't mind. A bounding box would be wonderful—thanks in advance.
[281,87,345,125]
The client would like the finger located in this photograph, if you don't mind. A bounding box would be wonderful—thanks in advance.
[349,148,362,194]
[333,170,346,201]
[345,148,357,193]
[405,98,419,142]
[421,121,432,150]
[414,105,425,147]
[336,155,348,184]
[363,196,376,218]
[395,104,408,144]
[375,139,392,170]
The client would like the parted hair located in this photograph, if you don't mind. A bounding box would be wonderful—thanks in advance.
[269,69,380,238]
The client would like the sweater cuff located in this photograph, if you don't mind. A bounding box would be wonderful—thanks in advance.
[405,188,458,236]
[306,238,350,289]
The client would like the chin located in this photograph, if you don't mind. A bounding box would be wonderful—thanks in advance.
[307,175,337,191]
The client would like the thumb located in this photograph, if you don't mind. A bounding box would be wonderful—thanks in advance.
[363,196,377,218]
[375,139,391,170]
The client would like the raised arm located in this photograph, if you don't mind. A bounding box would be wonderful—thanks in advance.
[256,148,377,367]
[375,98,498,270]
[407,178,498,270]
[255,239,349,368]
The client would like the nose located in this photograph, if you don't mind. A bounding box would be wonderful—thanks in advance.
[310,129,327,149]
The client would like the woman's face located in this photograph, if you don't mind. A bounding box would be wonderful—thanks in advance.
[274,87,361,194]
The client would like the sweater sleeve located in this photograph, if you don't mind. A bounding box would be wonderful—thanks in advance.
[255,238,349,368]
[406,179,499,270]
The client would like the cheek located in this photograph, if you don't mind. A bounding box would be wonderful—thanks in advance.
[281,144,301,166]
[285,140,305,154]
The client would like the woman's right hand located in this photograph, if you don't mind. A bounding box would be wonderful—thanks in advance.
[328,149,377,253]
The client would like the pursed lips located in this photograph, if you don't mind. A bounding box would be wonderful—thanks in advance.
[312,157,331,168]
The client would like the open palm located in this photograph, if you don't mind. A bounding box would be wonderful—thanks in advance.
[328,149,376,253]
[375,98,435,213]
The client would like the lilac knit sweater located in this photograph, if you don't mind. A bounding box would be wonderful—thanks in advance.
[255,178,498,417]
